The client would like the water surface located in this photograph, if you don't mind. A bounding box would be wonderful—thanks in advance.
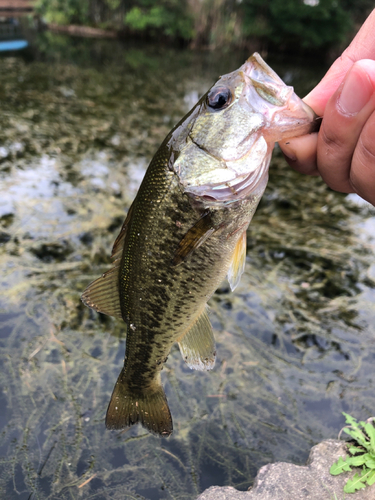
[1,29,375,500]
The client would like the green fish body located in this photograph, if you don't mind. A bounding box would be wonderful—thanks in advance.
[82,53,319,436]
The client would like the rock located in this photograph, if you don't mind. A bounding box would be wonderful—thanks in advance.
[196,439,375,500]
[197,487,250,500]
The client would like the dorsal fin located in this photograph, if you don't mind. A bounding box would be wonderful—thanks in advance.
[227,230,247,291]
[81,206,134,319]
[177,308,216,370]
[172,211,215,266]
[111,204,133,260]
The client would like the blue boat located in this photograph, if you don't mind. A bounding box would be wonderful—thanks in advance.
[0,39,28,51]
[0,17,28,52]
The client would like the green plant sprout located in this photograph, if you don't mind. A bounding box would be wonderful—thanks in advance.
[330,413,375,494]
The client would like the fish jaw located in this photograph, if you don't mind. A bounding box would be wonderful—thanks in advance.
[241,53,320,142]
[177,135,271,203]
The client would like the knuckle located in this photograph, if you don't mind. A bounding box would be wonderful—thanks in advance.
[357,134,375,167]
[319,125,347,159]
[349,131,375,198]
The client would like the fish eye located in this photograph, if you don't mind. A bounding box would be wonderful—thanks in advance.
[206,86,232,110]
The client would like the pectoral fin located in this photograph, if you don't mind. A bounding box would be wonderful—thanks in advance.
[81,264,122,319]
[178,308,216,370]
[172,211,215,265]
[227,230,247,291]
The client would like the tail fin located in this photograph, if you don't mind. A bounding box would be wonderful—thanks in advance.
[105,368,173,437]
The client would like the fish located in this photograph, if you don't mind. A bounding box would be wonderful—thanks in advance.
[81,53,319,437]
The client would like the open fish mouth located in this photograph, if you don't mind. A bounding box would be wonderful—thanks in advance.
[241,53,320,141]
[242,53,295,107]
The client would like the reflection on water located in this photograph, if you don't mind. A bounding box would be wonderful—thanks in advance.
[1,27,375,500]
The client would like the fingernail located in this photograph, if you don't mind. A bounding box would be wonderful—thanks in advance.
[338,63,374,115]
[280,143,297,161]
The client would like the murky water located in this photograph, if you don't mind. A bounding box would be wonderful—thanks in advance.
[1,27,375,500]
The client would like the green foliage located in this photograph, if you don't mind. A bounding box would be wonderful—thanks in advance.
[34,0,372,52]
[340,0,375,23]
[124,1,194,40]
[241,0,352,51]
[330,413,375,494]
[105,0,121,8]
[330,456,352,475]
[35,0,89,25]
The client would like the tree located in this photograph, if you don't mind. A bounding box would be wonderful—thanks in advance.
[124,0,194,40]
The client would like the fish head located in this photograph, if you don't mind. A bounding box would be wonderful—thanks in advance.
[173,53,318,203]
[189,52,318,161]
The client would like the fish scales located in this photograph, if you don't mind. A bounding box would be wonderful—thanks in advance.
[119,152,244,387]
[81,53,320,436]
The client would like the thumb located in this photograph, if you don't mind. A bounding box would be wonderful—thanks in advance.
[304,8,375,115]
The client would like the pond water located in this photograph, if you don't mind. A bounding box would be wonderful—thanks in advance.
[1,26,375,500]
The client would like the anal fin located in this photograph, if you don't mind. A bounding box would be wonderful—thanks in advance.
[178,309,216,371]
[106,368,173,437]
[227,230,247,291]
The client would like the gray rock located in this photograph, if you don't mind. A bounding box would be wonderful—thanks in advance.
[196,439,375,500]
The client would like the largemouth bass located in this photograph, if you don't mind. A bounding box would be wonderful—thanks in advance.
[82,53,319,437]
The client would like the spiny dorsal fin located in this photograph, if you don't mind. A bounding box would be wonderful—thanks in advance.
[172,211,215,266]
[178,308,216,370]
[106,368,173,437]
[81,263,122,319]
[111,204,133,261]
[227,230,247,291]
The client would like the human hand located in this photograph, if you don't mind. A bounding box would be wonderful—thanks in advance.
[279,9,375,206]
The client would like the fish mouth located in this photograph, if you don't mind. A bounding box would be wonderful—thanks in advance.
[306,115,322,134]
[273,106,321,141]
[241,53,321,141]
[242,52,286,90]
[279,92,321,139]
